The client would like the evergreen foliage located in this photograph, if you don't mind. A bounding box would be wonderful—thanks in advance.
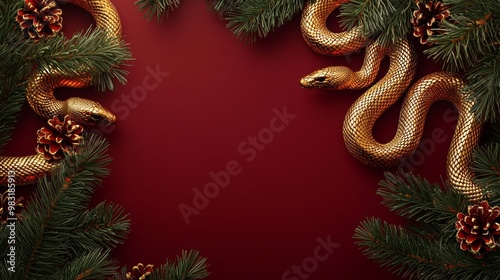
[355,172,500,279]
[221,0,306,43]
[339,0,415,46]
[1,1,209,279]
[135,0,180,23]
[111,250,210,280]
[0,135,128,279]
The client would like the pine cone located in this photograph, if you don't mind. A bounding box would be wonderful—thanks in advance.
[411,0,450,46]
[16,0,63,41]
[455,201,500,259]
[0,191,24,224]
[36,115,83,161]
[126,263,154,280]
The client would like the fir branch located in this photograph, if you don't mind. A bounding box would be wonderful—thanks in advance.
[224,0,305,44]
[0,78,25,153]
[206,0,242,15]
[69,202,130,254]
[467,50,500,122]
[339,0,415,46]
[355,217,500,279]
[12,134,114,279]
[135,0,180,23]
[0,0,28,152]
[425,18,496,72]
[472,143,500,204]
[0,0,23,38]
[354,217,443,278]
[425,0,499,71]
[23,28,132,92]
[377,173,467,232]
[155,250,210,280]
[111,250,210,280]
[51,249,118,280]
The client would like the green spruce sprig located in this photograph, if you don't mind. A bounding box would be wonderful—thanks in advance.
[0,79,25,153]
[136,0,307,43]
[355,168,500,279]
[206,0,242,15]
[223,0,306,44]
[135,0,180,22]
[0,0,28,153]
[0,134,130,280]
[354,216,500,280]
[340,0,415,46]
[111,250,210,280]
[377,173,466,231]
[424,0,500,122]
[23,28,132,92]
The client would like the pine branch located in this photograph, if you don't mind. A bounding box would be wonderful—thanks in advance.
[339,0,415,46]
[135,0,180,23]
[68,201,130,254]
[425,18,496,72]
[224,0,305,44]
[0,0,29,152]
[51,249,118,280]
[0,0,23,38]
[424,0,499,70]
[155,250,210,280]
[472,143,500,204]
[9,134,118,280]
[377,173,467,232]
[0,78,25,153]
[355,217,500,279]
[467,50,500,122]
[111,250,210,280]
[355,217,442,278]
[206,0,242,15]
[22,28,132,92]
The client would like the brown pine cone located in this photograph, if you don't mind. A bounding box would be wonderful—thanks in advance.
[411,0,450,45]
[456,201,500,259]
[36,115,83,161]
[16,0,63,41]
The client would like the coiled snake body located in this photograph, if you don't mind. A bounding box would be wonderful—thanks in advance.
[0,0,121,186]
[300,0,483,201]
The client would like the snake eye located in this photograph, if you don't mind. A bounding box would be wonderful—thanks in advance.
[315,76,326,82]
[90,113,102,122]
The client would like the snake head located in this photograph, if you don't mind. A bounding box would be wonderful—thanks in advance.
[64,97,116,126]
[300,66,352,90]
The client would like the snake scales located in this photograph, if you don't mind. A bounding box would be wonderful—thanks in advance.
[0,0,121,186]
[300,0,483,201]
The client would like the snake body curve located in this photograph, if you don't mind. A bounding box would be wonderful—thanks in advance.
[300,0,483,201]
[0,0,121,186]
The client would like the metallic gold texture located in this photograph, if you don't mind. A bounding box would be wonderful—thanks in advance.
[0,0,122,186]
[300,0,483,201]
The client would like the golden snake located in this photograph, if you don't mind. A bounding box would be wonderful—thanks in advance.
[0,0,121,186]
[300,0,483,201]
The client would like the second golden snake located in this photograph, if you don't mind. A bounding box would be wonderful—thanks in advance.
[300,0,483,201]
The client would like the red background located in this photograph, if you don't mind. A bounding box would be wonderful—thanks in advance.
[5,1,453,279]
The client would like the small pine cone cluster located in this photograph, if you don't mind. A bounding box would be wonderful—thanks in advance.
[456,201,500,259]
[411,0,450,45]
[36,115,83,161]
[126,263,154,280]
[16,0,63,41]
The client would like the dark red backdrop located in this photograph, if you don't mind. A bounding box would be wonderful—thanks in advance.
[5,0,454,279]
